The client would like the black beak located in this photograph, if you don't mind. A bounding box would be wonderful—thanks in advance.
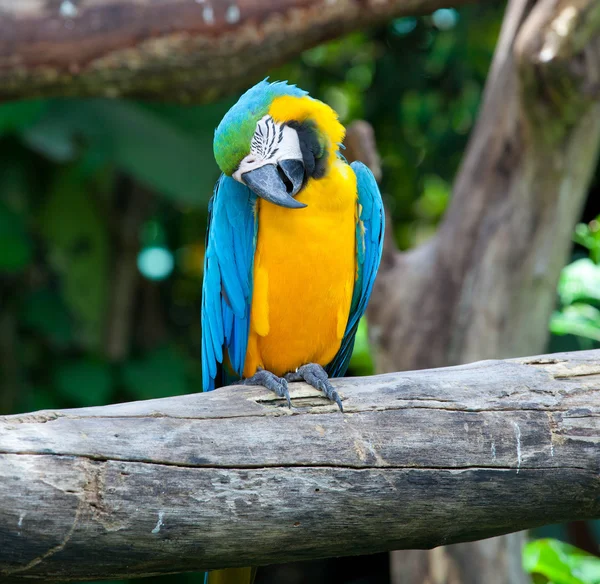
[242,160,306,209]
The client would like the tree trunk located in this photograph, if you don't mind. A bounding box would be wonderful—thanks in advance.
[365,0,600,581]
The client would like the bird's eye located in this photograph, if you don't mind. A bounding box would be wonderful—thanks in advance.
[246,157,256,164]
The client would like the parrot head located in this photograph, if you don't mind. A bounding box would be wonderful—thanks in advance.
[213,79,344,209]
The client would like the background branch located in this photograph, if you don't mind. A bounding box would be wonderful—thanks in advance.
[0,0,487,102]
[0,349,599,582]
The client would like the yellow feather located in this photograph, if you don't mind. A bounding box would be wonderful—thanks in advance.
[243,163,356,377]
[252,260,270,336]
[269,95,345,161]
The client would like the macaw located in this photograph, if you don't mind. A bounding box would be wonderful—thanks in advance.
[201,80,384,584]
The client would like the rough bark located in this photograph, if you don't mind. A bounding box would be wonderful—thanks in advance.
[0,350,598,582]
[0,0,481,102]
[366,0,600,581]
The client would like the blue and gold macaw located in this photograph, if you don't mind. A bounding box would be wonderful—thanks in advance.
[201,80,384,584]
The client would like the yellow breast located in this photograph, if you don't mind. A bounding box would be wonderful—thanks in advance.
[243,159,357,378]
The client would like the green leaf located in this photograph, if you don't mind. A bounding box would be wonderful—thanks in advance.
[550,304,600,342]
[523,539,600,584]
[414,174,450,220]
[19,288,73,347]
[39,166,109,350]
[54,359,113,407]
[557,259,600,307]
[23,99,223,206]
[28,386,64,413]
[573,217,600,264]
[121,345,190,400]
[0,100,47,135]
[0,200,32,272]
[349,317,375,376]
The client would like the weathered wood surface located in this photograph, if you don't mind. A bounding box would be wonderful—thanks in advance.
[0,0,485,102]
[0,350,598,582]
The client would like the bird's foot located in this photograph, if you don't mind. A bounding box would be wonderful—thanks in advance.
[285,364,343,412]
[242,368,290,408]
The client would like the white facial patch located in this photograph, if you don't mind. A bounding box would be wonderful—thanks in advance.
[233,116,303,183]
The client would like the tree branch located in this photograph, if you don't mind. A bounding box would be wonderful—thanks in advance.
[1,349,598,582]
[0,0,486,102]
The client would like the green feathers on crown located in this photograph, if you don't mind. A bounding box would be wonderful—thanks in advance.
[213,80,308,176]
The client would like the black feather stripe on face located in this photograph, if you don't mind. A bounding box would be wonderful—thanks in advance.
[285,121,328,179]
[251,117,282,160]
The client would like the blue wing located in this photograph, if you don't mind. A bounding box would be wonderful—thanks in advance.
[201,174,258,391]
[326,161,385,378]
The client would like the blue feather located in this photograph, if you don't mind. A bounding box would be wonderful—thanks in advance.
[201,175,258,391]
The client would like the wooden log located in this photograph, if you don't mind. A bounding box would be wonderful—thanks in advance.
[0,0,485,102]
[0,349,598,582]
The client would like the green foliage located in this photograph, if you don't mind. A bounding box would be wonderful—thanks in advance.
[0,200,32,272]
[556,259,600,307]
[0,147,39,273]
[23,99,227,206]
[54,358,113,407]
[348,317,375,376]
[39,165,110,349]
[550,217,600,346]
[574,217,600,264]
[0,100,47,134]
[551,304,600,343]
[523,539,600,584]
[20,288,73,347]
[121,345,191,400]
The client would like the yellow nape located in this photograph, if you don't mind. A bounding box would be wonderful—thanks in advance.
[269,95,345,160]
[206,567,257,584]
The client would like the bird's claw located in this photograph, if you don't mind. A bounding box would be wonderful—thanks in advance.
[285,363,343,412]
[242,368,291,408]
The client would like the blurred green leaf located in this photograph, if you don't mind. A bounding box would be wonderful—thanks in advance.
[23,99,222,206]
[39,166,109,349]
[346,64,374,91]
[54,359,113,407]
[349,317,375,376]
[0,100,47,135]
[121,345,189,400]
[550,305,600,342]
[557,259,600,307]
[28,386,63,412]
[0,147,39,274]
[0,200,32,272]
[523,539,600,584]
[573,217,600,264]
[414,174,450,220]
[20,288,73,347]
